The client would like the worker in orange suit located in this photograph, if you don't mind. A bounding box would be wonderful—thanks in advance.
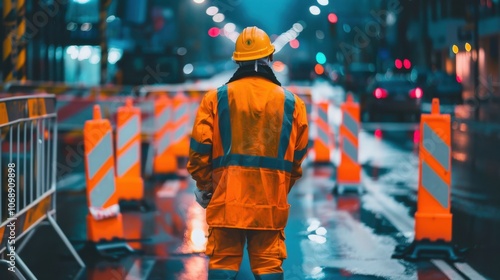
[187,26,309,280]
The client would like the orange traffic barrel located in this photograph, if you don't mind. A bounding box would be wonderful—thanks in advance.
[153,94,177,175]
[115,98,144,201]
[170,92,191,173]
[415,98,452,242]
[392,98,462,261]
[336,93,362,194]
[170,91,190,154]
[84,105,124,242]
[312,101,334,164]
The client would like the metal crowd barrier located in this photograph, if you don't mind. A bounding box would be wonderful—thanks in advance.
[0,94,84,279]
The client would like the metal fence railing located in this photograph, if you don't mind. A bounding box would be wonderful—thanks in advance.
[0,94,84,279]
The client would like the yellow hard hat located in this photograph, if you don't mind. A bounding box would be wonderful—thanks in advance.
[232,26,275,61]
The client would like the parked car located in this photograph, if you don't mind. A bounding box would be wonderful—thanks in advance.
[425,71,463,104]
[361,74,422,121]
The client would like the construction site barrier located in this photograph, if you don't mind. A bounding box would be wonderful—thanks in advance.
[84,105,124,242]
[336,93,362,194]
[152,95,177,176]
[115,98,144,201]
[0,94,84,278]
[311,101,335,164]
[393,98,462,261]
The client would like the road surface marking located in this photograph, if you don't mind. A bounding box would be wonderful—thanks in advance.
[431,260,465,280]
[455,262,488,280]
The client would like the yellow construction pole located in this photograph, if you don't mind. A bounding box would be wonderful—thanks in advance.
[16,0,26,81]
[3,0,17,82]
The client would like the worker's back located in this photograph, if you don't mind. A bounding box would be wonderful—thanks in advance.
[193,76,307,230]
[225,77,286,157]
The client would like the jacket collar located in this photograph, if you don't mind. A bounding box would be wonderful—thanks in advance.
[226,64,281,86]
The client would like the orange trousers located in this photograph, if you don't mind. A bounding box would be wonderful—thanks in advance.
[206,227,287,280]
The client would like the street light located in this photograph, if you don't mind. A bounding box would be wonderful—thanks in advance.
[213,13,224,23]
[224,23,236,33]
[309,6,320,15]
[293,23,304,32]
[206,6,218,16]
[317,0,329,6]
[193,0,205,4]
[465,42,472,52]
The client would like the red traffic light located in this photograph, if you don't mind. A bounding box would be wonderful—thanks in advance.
[328,13,338,23]
[208,27,220,37]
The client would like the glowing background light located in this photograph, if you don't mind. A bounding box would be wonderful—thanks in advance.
[309,6,321,15]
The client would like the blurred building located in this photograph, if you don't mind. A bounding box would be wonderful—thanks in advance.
[407,0,500,90]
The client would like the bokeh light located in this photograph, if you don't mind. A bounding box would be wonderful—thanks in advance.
[309,6,321,15]
[208,27,220,37]
[328,13,338,23]
[206,6,218,16]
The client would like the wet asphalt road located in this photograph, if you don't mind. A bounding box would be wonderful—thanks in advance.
[12,115,497,279]
[9,80,499,279]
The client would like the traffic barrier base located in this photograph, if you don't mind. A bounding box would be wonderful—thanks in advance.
[392,240,464,261]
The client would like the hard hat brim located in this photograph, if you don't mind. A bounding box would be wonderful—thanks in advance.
[232,45,275,62]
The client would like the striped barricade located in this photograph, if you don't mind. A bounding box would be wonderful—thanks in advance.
[115,98,144,202]
[170,92,191,172]
[312,101,335,164]
[416,98,452,242]
[336,94,362,194]
[171,92,190,147]
[153,95,178,176]
[83,105,125,242]
[393,98,462,261]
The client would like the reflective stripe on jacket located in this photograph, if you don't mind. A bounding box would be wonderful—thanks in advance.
[187,76,309,230]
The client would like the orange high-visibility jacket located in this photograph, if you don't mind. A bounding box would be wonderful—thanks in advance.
[187,76,309,230]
